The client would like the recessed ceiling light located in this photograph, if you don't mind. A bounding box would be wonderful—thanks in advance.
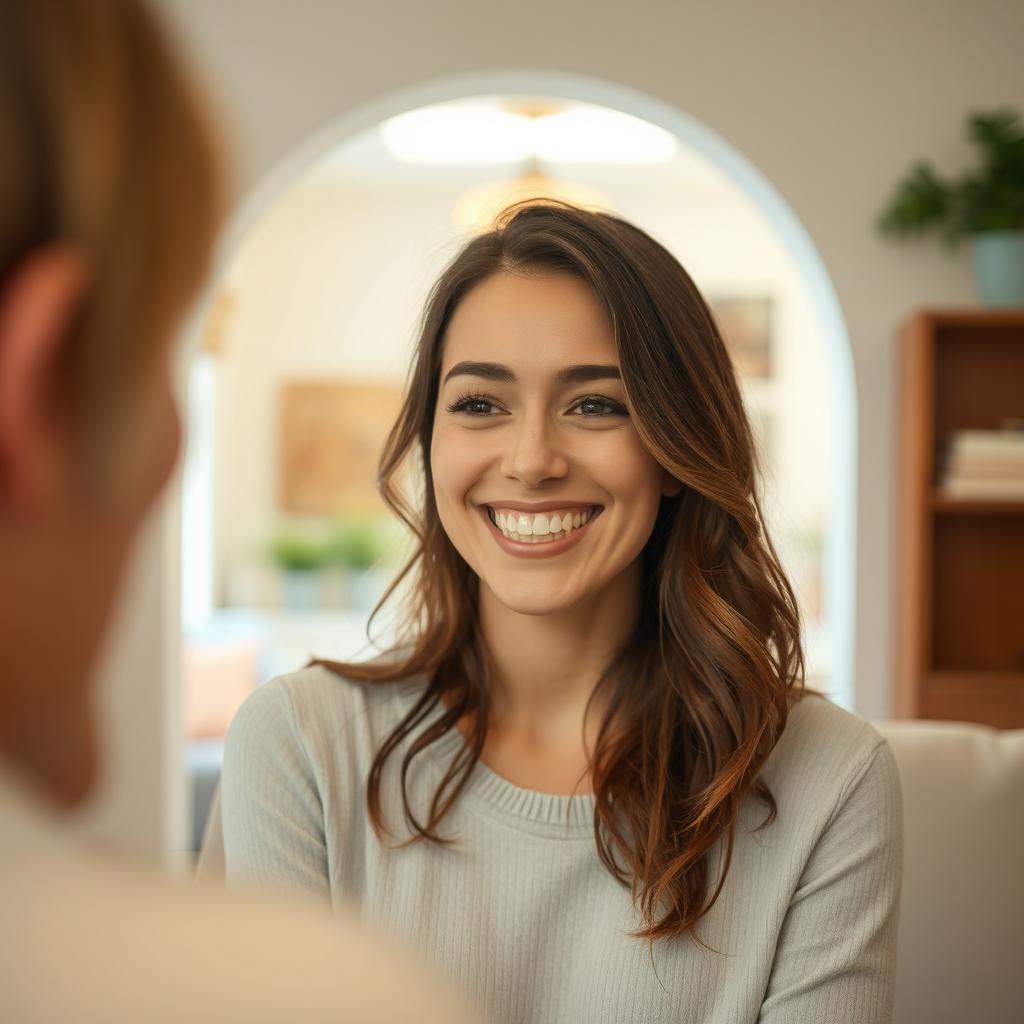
[380,100,677,165]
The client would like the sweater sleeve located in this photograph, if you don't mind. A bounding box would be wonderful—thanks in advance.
[220,680,332,904]
[757,739,904,1024]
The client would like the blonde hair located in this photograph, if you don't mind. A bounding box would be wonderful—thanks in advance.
[0,0,223,456]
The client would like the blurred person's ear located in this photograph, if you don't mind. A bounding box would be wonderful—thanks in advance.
[0,247,90,518]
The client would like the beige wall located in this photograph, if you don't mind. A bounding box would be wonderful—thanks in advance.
[84,0,1024,851]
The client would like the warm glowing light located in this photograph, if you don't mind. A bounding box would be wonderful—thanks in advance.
[380,104,532,163]
[380,100,678,165]
[533,107,677,163]
[452,170,612,232]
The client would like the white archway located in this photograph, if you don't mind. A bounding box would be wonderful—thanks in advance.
[193,68,857,709]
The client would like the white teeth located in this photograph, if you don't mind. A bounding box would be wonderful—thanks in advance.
[489,505,598,543]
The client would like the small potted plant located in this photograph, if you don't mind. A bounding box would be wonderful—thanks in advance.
[877,109,1024,306]
[327,516,394,611]
[268,530,330,610]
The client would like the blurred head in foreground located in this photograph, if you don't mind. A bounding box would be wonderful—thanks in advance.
[0,0,222,805]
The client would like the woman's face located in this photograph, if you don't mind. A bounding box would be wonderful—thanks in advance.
[430,270,674,618]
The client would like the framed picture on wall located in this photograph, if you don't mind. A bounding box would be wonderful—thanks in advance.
[278,379,404,516]
[707,295,773,379]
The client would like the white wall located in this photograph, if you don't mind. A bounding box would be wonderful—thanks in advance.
[83,0,1024,850]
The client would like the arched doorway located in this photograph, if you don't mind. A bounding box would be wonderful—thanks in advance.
[178,70,857,851]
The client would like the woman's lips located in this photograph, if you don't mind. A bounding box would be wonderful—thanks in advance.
[476,504,602,559]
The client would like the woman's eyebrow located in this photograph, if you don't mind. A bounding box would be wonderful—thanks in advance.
[441,361,621,386]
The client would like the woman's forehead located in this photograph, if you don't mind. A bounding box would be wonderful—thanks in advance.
[442,271,617,372]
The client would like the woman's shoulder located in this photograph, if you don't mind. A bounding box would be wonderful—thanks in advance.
[757,689,897,809]
[778,688,889,760]
[226,661,427,764]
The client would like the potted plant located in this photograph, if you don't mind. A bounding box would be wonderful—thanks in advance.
[268,530,330,610]
[327,516,395,612]
[877,109,1024,306]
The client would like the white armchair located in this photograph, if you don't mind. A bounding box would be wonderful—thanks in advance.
[873,719,1024,1024]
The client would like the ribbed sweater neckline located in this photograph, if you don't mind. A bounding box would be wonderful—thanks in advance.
[394,680,597,837]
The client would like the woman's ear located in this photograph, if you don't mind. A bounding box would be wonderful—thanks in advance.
[661,469,684,498]
[0,246,90,516]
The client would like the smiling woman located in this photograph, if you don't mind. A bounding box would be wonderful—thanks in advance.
[219,200,903,1024]
[431,271,678,616]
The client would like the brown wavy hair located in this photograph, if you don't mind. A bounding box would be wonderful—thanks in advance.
[316,199,815,944]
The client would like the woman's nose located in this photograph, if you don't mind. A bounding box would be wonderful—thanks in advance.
[503,414,569,486]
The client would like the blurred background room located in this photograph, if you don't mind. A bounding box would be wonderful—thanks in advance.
[73,4,1023,1020]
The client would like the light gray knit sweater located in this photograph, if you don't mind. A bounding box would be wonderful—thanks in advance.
[220,666,903,1024]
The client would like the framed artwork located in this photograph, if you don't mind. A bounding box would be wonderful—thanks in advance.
[279,379,404,516]
[708,296,773,379]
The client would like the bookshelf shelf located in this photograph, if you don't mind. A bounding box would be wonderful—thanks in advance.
[894,310,1024,729]
[921,672,1024,723]
[930,494,1024,516]
[926,670,1024,688]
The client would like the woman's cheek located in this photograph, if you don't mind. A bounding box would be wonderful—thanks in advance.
[628,432,666,485]
[433,427,480,499]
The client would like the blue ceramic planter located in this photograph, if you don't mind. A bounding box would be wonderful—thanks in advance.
[281,569,320,610]
[970,230,1024,307]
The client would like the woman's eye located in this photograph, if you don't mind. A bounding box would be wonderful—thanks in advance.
[445,394,500,416]
[444,393,626,418]
[573,396,628,417]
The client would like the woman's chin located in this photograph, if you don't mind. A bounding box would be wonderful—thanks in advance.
[482,579,586,618]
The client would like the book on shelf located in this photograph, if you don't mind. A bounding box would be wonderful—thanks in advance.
[946,458,1024,479]
[938,427,1024,500]
[939,478,1024,500]
[946,428,1024,456]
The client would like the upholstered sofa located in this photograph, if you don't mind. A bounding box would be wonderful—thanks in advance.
[872,719,1023,1024]
[198,718,1024,1023]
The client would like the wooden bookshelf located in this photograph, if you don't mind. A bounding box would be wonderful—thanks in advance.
[894,310,1024,728]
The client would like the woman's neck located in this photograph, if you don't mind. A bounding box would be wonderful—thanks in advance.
[477,558,642,741]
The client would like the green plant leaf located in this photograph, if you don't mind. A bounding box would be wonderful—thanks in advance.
[327,516,390,571]
[268,532,330,572]
[877,161,952,236]
[968,109,1024,170]
[877,107,1024,248]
